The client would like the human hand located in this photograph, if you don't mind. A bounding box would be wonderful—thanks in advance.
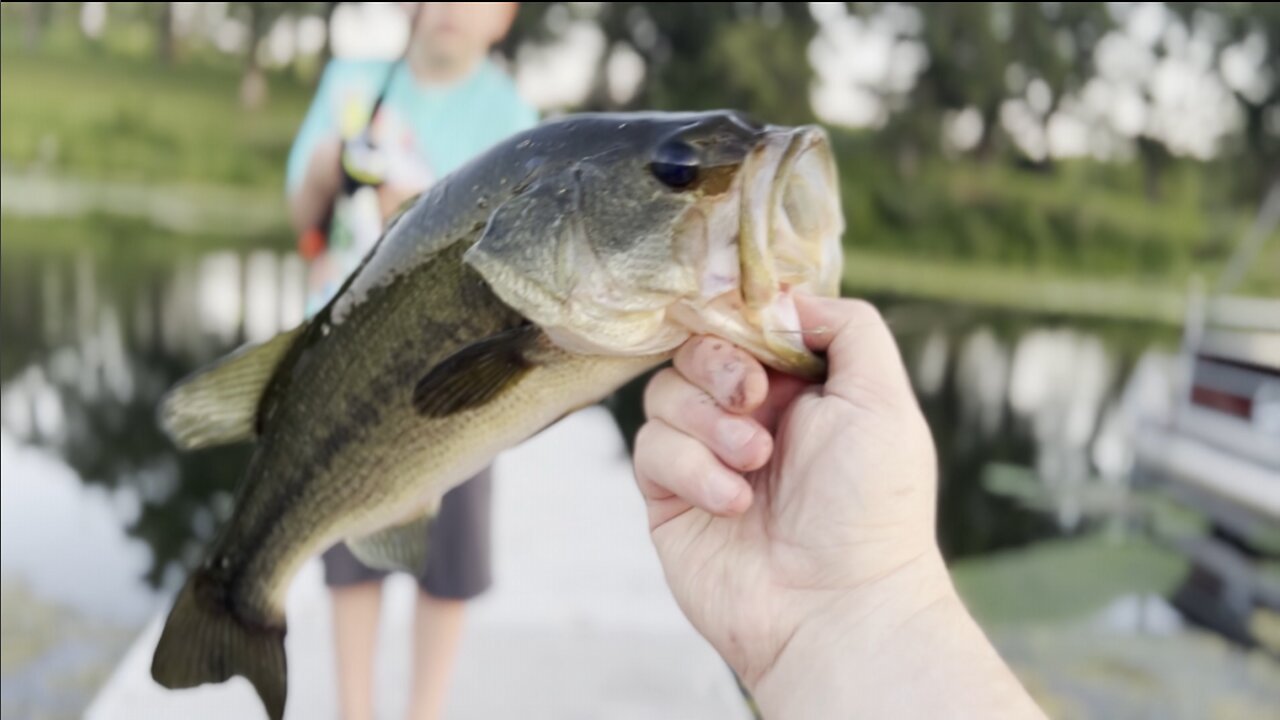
[634,295,942,679]
[634,295,1044,718]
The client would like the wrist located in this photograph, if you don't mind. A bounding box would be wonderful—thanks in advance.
[752,547,1044,719]
[751,548,959,717]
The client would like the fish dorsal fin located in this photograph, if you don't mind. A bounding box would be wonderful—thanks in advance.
[412,324,545,418]
[346,501,440,574]
[159,324,306,450]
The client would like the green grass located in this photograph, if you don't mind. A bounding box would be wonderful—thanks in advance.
[0,212,289,257]
[843,248,1191,323]
[832,131,1278,300]
[1,40,311,190]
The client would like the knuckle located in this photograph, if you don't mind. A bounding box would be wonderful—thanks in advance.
[843,298,885,328]
[674,335,710,369]
[739,362,769,409]
[667,447,707,489]
[744,429,773,470]
[631,461,666,502]
[687,335,725,375]
[632,421,709,498]
[632,421,662,462]
[833,372,900,415]
[642,369,679,419]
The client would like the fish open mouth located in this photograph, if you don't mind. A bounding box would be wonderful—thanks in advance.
[674,127,844,379]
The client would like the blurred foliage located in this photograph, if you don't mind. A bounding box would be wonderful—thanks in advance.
[836,132,1238,274]
[1168,2,1280,195]
[0,30,311,188]
[606,3,818,123]
[4,2,1277,296]
[952,532,1188,624]
[906,2,1111,156]
[506,1,1278,295]
[1,2,1277,579]
[508,2,1277,194]
[7,2,1272,298]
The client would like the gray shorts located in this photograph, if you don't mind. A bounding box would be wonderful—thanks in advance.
[321,467,493,600]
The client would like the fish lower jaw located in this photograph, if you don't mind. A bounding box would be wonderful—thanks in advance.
[669,292,825,380]
[708,128,839,380]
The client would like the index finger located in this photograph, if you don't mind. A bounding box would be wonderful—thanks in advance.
[671,335,769,414]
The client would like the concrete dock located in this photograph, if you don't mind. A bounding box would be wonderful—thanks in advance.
[87,407,754,720]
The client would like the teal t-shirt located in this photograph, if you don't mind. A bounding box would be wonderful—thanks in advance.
[286,57,538,193]
[287,57,537,315]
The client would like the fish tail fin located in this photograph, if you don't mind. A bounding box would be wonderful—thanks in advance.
[150,570,287,720]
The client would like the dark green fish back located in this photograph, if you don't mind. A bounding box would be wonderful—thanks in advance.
[150,237,527,720]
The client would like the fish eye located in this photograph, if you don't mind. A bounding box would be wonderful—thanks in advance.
[650,141,699,189]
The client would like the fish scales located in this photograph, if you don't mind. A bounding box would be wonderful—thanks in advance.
[216,240,520,621]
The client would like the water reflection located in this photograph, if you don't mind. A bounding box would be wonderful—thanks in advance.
[1009,329,1116,528]
[955,326,1009,443]
[2,234,305,595]
[884,302,1179,556]
[0,222,1183,599]
[0,432,158,624]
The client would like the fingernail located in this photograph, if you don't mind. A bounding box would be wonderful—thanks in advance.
[707,471,744,511]
[717,418,757,452]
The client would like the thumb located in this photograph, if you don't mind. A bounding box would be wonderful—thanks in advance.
[793,295,916,408]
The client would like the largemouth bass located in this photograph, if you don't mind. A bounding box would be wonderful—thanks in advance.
[150,110,844,719]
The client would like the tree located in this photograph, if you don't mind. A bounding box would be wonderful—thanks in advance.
[1168,2,1280,199]
[504,3,817,116]
[599,3,817,114]
[902,2,1112,160]
[22,1,54,51]
[156,2,175,66]
[231,2,290,110]
[320,0,340,68]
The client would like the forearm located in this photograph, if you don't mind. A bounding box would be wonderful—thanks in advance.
[752,552,1046,720]
[289,137,342,235]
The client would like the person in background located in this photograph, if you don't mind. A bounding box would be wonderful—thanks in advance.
[284,4,536,720]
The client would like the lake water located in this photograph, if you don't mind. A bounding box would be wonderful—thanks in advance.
[0,213,1187,716]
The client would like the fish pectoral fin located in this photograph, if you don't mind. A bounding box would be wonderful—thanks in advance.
[412,324,546,418]
[159,324,306,450]
[346,503,439,575]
